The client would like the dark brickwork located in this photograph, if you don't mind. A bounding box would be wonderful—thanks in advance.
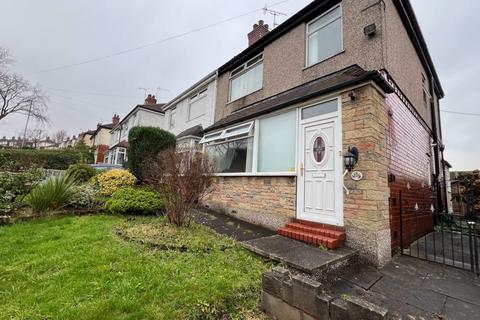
[386,92,435,250]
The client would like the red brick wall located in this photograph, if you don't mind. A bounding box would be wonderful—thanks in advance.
[95,145,109,163]
[386,92,435,250]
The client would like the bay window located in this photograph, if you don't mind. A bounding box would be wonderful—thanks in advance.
[229,54,264,101]
[306,4,343,67]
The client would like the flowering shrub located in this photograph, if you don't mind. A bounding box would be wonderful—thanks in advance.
[67,184,99,209]
[96,169,136,196]
[105,187,164,215]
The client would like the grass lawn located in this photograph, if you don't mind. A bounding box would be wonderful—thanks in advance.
[0,215,270,320]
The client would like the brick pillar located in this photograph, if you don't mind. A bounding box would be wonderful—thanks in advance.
[341,85,391,266]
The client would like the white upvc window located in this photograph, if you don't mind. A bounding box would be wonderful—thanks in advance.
[117,147,127,165]
[229,53,264,102]
[169,109,176,129]
[188,87,208,121]
[201,109,297,175]
[306,4,343,67]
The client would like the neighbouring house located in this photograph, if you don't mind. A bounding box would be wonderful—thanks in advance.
[0,136,40,149]
[162,71,217,148]
[91,115,119,163]
[197,0,447,266]
[78,130,95,148]
[37,137,57,150]
[105,95,165,166]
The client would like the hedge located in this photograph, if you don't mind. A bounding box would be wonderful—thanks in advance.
[0,149,94,171]
[127,126,176,181]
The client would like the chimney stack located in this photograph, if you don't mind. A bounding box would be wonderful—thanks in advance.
[112,114,120,126]
[248,20,270,46]
[144,94,157,105]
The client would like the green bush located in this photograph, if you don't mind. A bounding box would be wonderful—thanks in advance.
[105,187,164,215]
[66,164,97,183]
[66,184,99,209]
[127,126,176,181]
[26,173,78,214]
[0,149,93,171]
[0,169,44,214]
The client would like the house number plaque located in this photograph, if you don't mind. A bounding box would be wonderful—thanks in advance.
[351,171,363,181]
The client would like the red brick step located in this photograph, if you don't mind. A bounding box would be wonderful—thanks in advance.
[278,221,346,250]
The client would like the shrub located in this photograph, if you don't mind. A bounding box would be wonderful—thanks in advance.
[0,149,93,171]
[96,169,136,196]
[66,163,97,183]
[67,184,99,209]
[143,148,215,226]
[0,169,44,214]
[105,187,164,215]
[127,126,176,181]
[26,173,78,214]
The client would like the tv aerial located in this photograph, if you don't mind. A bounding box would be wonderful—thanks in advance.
[263,3,287,28]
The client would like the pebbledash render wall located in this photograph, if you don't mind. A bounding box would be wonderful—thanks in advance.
[205,83,393,266]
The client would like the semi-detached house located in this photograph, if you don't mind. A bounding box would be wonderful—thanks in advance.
[198,0,446,266]
[105,72,217,165]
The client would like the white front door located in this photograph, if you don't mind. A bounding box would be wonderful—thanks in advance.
[297,102,343,226]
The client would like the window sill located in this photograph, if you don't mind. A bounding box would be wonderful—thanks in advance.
[303,50,345,71]
[214,172,296,177]
[227,88,263,105]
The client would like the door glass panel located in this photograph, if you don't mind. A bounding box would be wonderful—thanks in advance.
[302,99,338,120]
[312,136,326,163]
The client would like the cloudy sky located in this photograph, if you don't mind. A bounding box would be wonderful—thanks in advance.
[0,0,478,170]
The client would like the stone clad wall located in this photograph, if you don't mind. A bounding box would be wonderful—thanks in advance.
[203,176,296,230]
[341,86,391,266]
[261,267,388,320]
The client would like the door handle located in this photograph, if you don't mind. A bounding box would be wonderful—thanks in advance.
[300,163,304,176]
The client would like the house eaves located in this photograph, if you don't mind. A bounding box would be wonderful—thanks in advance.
[161,70,218,112]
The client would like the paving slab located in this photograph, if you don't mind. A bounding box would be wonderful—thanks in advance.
[243,235,356,273]
[341,265,383,290]
[444,297,480,320]
[192,209,275,241]
[331,255,480,320]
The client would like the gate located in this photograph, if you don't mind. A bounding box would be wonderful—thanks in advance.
[399,190,479,276]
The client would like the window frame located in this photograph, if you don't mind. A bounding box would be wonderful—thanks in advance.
[188,87,208,121]
[169,109,176,129]
[228,53,264,102]
[201,108,299,177]
[305,3,343,68]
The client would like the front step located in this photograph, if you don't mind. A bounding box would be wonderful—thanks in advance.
[278,220,346,249]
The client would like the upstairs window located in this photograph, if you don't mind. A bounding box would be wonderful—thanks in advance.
[188,87,208,120]
[229,53,264,101]
[306,4,343,67]
[169,109,176,129]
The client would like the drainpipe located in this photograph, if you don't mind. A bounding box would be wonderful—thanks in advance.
[429,76,445,212]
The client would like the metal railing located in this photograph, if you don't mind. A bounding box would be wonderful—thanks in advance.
[399,190,479,276]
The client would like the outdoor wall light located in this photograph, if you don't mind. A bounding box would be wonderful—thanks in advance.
[344,146,359,172]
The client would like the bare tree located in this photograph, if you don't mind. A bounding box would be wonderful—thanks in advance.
[53,129,68,144]
[0,47,48,123]
[143,148,215,226]
[26,127,46,148]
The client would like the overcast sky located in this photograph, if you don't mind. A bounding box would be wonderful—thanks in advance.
[0,0,478,170]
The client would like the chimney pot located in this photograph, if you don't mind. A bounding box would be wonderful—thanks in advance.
[144,94,157,105]
[112,114,120,126]
[248,19,270,47]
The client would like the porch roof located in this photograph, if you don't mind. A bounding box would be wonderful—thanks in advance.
[204,64,393,133]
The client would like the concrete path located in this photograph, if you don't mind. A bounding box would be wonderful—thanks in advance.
[192,209,275,241]
[331,255,480,320]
